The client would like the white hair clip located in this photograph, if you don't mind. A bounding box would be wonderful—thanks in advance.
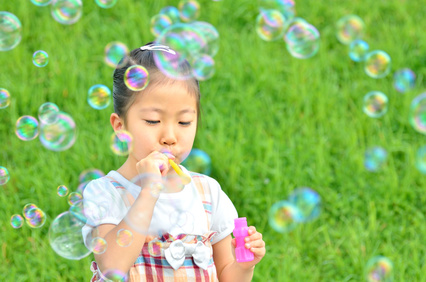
[140,44,176,55]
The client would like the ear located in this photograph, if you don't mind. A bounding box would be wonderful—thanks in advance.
[110,113,125,132]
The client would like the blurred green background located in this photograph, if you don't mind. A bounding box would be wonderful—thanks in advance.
[1,0,425,281]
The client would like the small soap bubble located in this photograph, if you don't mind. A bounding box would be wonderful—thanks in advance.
[91,237,107,254]
[68,191,83,206]
[0,166,10,185]
[259,0,296,20]
[393,68,416,93]
[15,116,39,141]
[11,214,24,228]
[25,207,47,228]
[116,229,133,247]
[181,148,212,175]
[32,50,49,67]
[363,91,388,118]
[88,84,111,110]
[364,50,391,79]
[349,39,369,62]
[415,146,426,174]
[57,185,69,197]
[124,65,149,91]
[103,269,128,281]
[190,21,220,57]
[104,41,129,68]
[364,146,387,172]
[0,12,22,51]
[160,6,181,24]
[366,256,393,282]
[192,54,215,81]
[38,102,59,124]
[288,187,321,222]
[178,0,201,23]
[336,15,365,45]
[111,130,133,156]
[0,88,11,109]
[95,0,117,9]
[150,14,173,37]
[284,20,320,59]
[409,92,426,134]
[79,168,105,183]
[256,9,286,41]
[51,0,83,25]
[39,111,76,151]
[269,200,301,233]
[31,0,53,6]
[23,203,38,219]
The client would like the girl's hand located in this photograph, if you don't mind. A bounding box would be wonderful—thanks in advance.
[136,151,173,177]
[231,226,266,269]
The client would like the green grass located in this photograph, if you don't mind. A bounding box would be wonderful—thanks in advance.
[1,0,425,281]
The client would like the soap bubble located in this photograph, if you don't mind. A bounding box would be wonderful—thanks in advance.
[178,0,200,23]
[181,148,212,175]
[366,256,393,282]
[256,9,286,41]
[95,0,117,9]
[336,15,364,45]
[124,65,149,91]
[111,130,133,156]
[0,166,10,185]
[31,0,53,6]
[364,50,391,79]
[269,200,301,233]
[393,68,416,93]
[39,111,76,151]
[0,88,11,109]
[48,211,91,260]
[38,102,59,124]
[284,20,320,59]
[25,207,47,228]
[32,50,49,67]
[259,0,296,20]
[349,39,369,62]
[416,146,426,175]
[57,185,69,197]
[91,237,107,254]
[190,21,220,57]
[363,91,388,118]
[0,11,22,51]
[104,41,129,68]
[68,191,83,206]
[11,214,24,228]
[15,116,39,141]
[87,84,111,110]
[150,14,173,37]
[159,6,181,25]
[116,229,133,247]
[192,54,215,81]
[79,168,105,183]
[102,269,128,281]
[409,92,426,134]
[23,203,39,219]
[51,0,83,25]
[288,187,320,222]
[364,146,387,172]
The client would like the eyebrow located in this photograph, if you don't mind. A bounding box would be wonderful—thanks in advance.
[139,108,196,114]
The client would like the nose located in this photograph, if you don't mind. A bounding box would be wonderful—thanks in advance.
[160,124,177,146]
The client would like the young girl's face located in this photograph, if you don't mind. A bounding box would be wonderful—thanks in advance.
[123,81,198,165]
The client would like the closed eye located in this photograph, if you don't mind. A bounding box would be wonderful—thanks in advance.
[145,120,160,125]
[179,121,191,126]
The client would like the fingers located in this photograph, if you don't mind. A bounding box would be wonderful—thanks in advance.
[136,151,171,176]
[244,226,265,257]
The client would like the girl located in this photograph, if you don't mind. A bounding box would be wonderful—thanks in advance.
[82,42,266,281]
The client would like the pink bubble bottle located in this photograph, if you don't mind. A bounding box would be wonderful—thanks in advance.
[233,217,254,262]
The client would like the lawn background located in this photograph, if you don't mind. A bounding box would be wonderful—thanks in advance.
[0,0,425,281]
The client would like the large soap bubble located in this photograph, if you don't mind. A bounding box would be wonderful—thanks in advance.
[39,111,76,151]
[0,12,22,51]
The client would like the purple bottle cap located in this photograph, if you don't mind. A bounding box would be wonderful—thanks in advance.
[234,217,247,228]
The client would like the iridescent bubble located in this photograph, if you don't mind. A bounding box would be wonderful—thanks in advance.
[409,92,426,134]
[116,229,133,247]
[190,21,220,57]
[192,54,215,81]
[31,0,53,6]
[393,68,416,93]
[79,168,105,183]
[104,41,129,68]
[336,15,365,45]
[77,181,90,194]
[91,237,107,254]
[111,130,133,156]
[178,0,200,23]
[181,148,212,175]
[160,6,181,24]
[88,84,111,110]
[259,0,296,20]
[11,214,24,229]
[284,20,320,59]
[51,0,83,25]
[32,50,49,67]
[366,256,393,282]
[0,88,11,109]
[25,207,47,228]
[39,111,76,151]
[349,39,369,62]
[363,91,388,118]
[48,211,91,260]
[0,11,22,51]
[288,187,321,222]
[124,65,149,91]
[68,191,83,206]
[95,0,117,9]
[0,166,10,185]
[268,200,301,233]
[150,14,173,37]
[415,146,426,175]
[23,203,38,219]
[103,269,128,281]
[256,9,285,41]
[57,185,69,197]
[38,102,59,124]
[15,116,39,141]
[364,146,387,172]
[364,50,391,79]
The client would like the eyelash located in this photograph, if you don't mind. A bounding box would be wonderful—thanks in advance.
[144,120,192,126]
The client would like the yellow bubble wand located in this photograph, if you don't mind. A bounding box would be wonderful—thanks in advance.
[168,158,192,185]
